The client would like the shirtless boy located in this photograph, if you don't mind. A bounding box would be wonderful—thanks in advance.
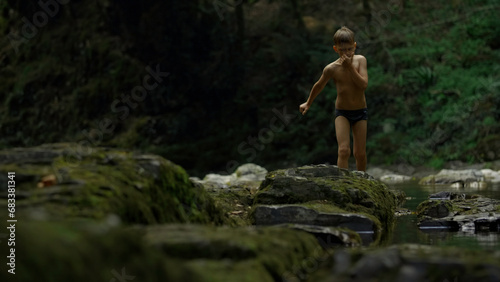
[299,26,369,171]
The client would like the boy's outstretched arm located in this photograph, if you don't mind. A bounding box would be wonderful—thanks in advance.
[341,55,368,90]
[299,66,333,115]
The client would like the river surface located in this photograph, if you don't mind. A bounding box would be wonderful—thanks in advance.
[388,181,500,250]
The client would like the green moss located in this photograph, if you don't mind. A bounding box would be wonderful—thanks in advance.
[0,219,201,282]
[1,145,229,225]
[209,189,253,226]
[255,167,399,245]
[416,200,454,219]
[185,260,273,282]
[299,200,351,214]
[142,224,322,281]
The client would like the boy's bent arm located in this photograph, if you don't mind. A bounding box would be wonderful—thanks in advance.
[300,66,333,115]
[346,55,368,90]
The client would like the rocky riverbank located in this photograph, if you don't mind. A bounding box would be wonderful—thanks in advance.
[1,144,500,281]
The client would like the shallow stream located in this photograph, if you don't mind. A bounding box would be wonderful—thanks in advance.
[389,181,500,250]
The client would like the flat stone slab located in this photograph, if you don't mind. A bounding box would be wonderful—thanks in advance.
[253,205,377,232]
[276,223,362,247]
[252,205,378,245]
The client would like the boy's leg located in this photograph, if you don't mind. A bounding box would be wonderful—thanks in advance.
[335,116,351,169]
[352,120,367,171]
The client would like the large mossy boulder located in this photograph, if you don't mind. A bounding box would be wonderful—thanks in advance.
[0,143,228,225]
[0,219,200,282]
[252,164,402,244]
[0,218,323,282]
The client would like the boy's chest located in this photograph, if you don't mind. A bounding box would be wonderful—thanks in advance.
[333,60,360,81]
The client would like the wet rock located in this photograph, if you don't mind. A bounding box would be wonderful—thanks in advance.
[252,205,377,245]
[276,223,362,247]
[309,244,500,282]
[429,191,452,200]
[251,164,402,246]
[366,167,397,180]
[416,192,500,231]
[191,163,267,190]
[417,200,453,218]
[252,205,377,233]
[419,169,487,187]
[481,169,500,184]
[234,163,268,181]
[380,174,413,184]
[255,165,400,223]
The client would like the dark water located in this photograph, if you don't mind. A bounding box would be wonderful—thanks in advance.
[389,181,500,250]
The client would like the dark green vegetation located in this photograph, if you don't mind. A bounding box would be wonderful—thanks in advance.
[0,0,499,176]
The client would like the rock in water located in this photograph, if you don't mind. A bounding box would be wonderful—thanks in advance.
[308,244,500,282]
[417,192,500,231]
[251,164,403,245]
[419,169,486,187]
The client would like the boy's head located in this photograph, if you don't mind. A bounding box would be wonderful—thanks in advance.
[333,26,355,45]
[333,26,356,58]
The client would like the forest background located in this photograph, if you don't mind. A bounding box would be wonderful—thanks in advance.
[0,0,499,177]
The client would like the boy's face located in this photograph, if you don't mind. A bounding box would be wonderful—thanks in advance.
[333,42,356,58]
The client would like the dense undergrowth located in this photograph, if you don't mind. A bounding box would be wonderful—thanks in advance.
[0,0,499,176]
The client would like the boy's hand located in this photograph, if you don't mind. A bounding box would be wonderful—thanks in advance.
[339,54,352,68]
[299,102,310,115]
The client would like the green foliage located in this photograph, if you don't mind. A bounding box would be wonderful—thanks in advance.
[0,0,499,175]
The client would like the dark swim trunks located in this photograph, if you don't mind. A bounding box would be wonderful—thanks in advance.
[335,108,368,125]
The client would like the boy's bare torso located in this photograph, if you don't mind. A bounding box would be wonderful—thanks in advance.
[326,54,367,110]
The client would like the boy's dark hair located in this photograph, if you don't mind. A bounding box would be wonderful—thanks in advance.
[333,26,355,45]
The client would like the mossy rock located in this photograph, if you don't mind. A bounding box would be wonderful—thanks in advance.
[309,244,500,282]
[140,224,323,281]
[0,218,323,282]
[0,143,228,225]
[206,186,256,226]
[416,193,500,219]
[416,200,454,219]
[416,192,500,231]
[0,218,201,282]
[254,165,401,233]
